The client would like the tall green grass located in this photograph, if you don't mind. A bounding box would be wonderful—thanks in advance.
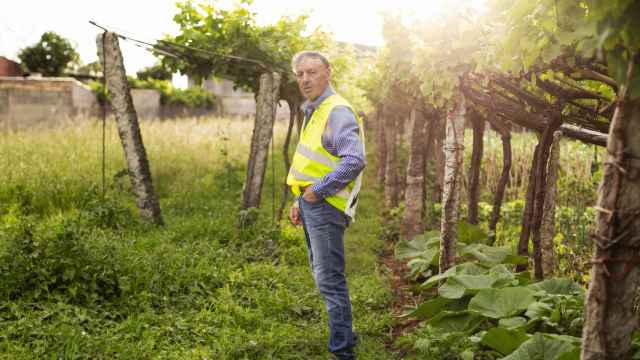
[0,117,393,359]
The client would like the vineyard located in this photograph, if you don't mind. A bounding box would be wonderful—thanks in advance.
[2,0,640,359]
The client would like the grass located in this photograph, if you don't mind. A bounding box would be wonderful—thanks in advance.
[0,117,395,359]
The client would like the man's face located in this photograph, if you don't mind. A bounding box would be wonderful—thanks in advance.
[295,57,330,101]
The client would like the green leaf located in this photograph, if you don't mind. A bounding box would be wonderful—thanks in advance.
[461,350,474,360]
[502,333,577,360]
[407,297,452,319]
[461,243,506,263]
[629,73,640,100]
[395,231,440,261]
[527,278,584,296]
[481,327,530,355]
[515,271,533,285]
[457,221,488,244]
[421,262,488,289]
[499,316,528,329]
[469,287,537,319]
[505,254,529,265]
[439,274,513,299]
[426,310,485,333]
[607,50,627,86]
[525,301,553,321]
[395,238,426,260]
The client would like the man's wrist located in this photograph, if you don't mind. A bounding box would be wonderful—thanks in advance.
[310,184,327,199]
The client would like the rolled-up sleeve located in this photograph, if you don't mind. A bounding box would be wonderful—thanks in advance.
[310,106,366,198]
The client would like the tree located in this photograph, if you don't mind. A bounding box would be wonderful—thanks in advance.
[18,31,79,76]
[489,0,640,356]
[137,63,172,81]
[158,1,362,214]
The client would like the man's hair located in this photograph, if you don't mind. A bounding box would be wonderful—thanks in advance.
[291,51,331,72]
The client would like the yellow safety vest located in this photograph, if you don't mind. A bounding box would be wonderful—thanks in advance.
[286,94,365,218]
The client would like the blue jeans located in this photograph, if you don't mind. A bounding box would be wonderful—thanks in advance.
[299,197,356,359]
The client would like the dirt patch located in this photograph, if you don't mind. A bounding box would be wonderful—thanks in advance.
[380,240,425,357]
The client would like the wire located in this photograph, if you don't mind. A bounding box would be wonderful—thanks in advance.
[88,20,270,71]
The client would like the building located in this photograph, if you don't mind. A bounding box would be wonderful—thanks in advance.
[192,76,291,120]
[0,56,23,77]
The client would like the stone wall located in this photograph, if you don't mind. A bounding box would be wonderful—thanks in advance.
[0,77,165,131]
[0,77,88,130]
[131,89,160,119]
[201,77,292,120]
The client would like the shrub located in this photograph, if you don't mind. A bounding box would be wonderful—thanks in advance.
[0,213,121,304]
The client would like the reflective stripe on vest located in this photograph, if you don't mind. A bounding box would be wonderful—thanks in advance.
[286,94,365,218]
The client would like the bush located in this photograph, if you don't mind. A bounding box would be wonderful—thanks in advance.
[89,78,216,109]
[0,213,121,304]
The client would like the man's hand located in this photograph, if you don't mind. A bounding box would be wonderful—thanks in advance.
[302,187,320,203]
[289,202,302,226]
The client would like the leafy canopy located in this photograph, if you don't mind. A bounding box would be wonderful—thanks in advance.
[18,31,79,77]
[160,0,332,103]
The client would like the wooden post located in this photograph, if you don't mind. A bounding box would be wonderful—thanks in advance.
[531,114,563,280]
[439,95,466,273]
[96,32,163,225]
[516,143,539,272]
[241,71,281,211]
[488,125,511,240]
[376,103,387,186]
[582,55,640,360]
[383,111,399,211]
[467,110,485,225]
[277,99,299,221]
[540,130,562,277]
[400,104,428,240]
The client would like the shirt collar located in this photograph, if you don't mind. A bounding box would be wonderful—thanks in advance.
[303,85,335,113]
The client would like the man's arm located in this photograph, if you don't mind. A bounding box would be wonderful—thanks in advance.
[309,106,366,199]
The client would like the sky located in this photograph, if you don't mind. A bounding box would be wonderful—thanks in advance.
[0,0,485,86]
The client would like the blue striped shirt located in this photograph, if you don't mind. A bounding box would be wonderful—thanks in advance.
[302,86,366,199]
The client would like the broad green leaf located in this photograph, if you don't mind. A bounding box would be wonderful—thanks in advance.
[556,348,580,360]
[462,244,523,264]
[515,271,533,285]
[489,264,513,275]
[422,262,487,289]
[629,73,640,100]
[499,316,528,329]
[481,327,530,355]
[406,297,451,320]
[395,231,440,261]
[544,334,581,346]
[502,333,577,360]
[469,287,537,319]
[426,310,485,333]
[457,221,488,244]
[395,238,427,260]
[505,254,530,265]
[607,50,627,86]
[527,278,584,296]
[525,301,553,321]
[439,274,513,299]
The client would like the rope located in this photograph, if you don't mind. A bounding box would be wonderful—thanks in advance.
[271,127,276,225]
[101,31,107,198]
[271,89,279,226]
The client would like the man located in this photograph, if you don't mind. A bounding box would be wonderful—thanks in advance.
[286,51,366,360]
